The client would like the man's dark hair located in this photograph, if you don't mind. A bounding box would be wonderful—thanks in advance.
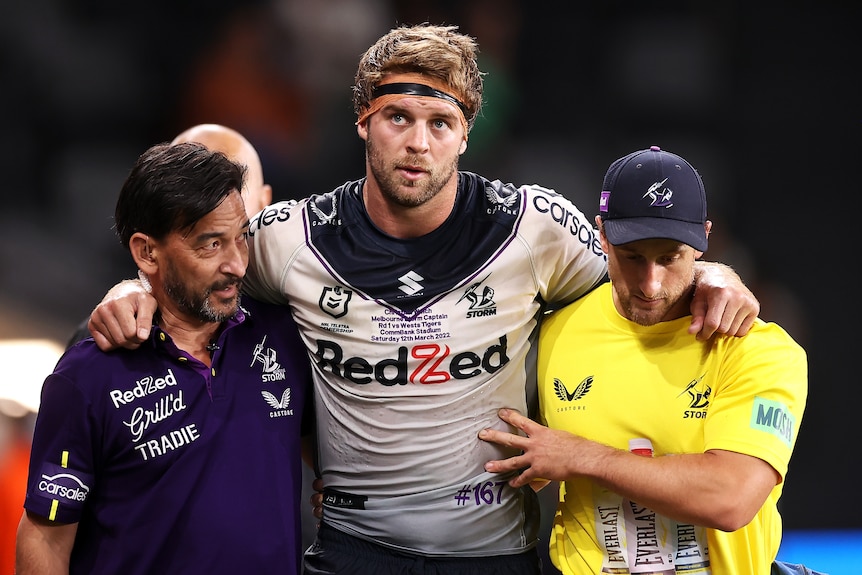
[114,142,247,248]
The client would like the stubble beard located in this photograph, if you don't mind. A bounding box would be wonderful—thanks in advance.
[615,275,694,326]
[163,260,241,323]
[622,298,669,327]
[366,136,459,208]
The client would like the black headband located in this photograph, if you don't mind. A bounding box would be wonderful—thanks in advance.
[371,83,468,116]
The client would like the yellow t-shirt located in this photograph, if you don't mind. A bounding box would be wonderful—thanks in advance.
[538,283,807,575]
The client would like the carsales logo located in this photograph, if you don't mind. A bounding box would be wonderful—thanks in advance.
[39,472,90,502]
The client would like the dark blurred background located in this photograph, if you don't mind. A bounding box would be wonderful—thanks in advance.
[0,0,858,552]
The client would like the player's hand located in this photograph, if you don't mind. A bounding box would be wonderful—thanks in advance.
[480,408,576,489]
[690,262,759,340]
[88,279,157,351]
[311,477,324,520]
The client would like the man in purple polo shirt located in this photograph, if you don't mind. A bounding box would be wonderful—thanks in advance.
[15,142,312,574]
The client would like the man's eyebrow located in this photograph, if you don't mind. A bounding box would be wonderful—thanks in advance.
[383,100,461,119]
[189,218,250,243]
[190,230,227,243]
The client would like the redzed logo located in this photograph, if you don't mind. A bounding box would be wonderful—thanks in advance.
[314,335,510,385]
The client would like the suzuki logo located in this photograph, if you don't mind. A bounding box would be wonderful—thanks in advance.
[398,271,424,296]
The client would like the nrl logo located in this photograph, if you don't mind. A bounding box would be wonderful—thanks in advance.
[320,286,352,319]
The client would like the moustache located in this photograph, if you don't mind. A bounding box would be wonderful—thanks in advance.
[209,278,243,294]
[396,156,430,171]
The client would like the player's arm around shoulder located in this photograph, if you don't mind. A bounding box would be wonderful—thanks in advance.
[245,199,306,304]
[519,184,607,303]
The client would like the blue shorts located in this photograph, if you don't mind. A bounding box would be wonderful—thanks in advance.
[303,522,542,575]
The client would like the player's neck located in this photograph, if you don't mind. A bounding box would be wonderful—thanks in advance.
[157,307,223,366]
[361,178,458,239]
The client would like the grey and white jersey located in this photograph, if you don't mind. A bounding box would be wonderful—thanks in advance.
[245,172,607,557]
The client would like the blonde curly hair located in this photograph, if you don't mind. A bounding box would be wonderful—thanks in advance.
[352,24,484,131]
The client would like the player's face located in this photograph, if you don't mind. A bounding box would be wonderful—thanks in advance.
[361,97,465,208]
[604,236,698,326]
[158,191,249,324]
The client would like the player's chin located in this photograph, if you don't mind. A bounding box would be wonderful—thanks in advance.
[629,307,665,327]
[207,296,241,321]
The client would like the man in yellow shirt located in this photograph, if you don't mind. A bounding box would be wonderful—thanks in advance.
[480,146,809,574]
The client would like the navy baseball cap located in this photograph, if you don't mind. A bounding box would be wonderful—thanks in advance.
[599,145,708,251]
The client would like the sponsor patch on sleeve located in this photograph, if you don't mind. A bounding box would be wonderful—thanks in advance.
[37,461,93,517]
[750,396,795,448]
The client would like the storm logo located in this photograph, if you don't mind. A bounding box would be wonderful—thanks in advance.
[679,374,710,409]
[458,273,497,318]
[251,336,286,382]
[643,178,674,208]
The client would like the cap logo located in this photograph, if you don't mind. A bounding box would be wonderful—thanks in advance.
[643,178,673,209]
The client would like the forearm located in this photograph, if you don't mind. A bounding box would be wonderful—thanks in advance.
[482,414,750,527]
[102,277,147,302]
[481,410,775,530]
[16,512,76,575]
[582,445,775,531]
[692,260,740,287]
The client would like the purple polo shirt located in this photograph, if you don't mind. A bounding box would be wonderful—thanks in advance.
[23,297,312,575]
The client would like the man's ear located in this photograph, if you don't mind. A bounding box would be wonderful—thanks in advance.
[594,215,610,254]
[356,120,369,141]
[129,233,157,274]
[695,220,713,260]
[260,184,273,210]
[458,139,467,155]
